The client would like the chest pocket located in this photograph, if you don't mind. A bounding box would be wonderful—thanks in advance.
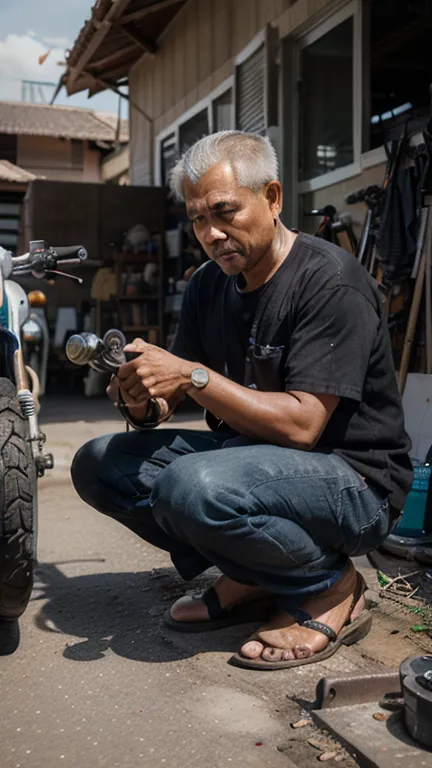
[244,342,286,391]
[243,280,293,392]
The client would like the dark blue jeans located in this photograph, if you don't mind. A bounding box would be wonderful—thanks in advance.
[71,428,392,614]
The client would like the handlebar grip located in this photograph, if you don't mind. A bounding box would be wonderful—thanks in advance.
[51,245,88,261]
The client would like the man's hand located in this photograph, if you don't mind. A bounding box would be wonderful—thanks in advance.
[106,373,150,420]
[117,338,194,402]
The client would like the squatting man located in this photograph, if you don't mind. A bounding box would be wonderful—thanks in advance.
[72,131,412,670]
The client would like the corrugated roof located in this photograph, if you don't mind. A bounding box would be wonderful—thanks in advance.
[0,160,38,183]
[0,101,129,142]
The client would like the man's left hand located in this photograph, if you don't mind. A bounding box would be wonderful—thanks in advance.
[117,338,194,402]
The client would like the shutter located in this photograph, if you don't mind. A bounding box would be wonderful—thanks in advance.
[236,45,265,135]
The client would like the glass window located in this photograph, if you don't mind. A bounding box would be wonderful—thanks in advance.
[179,109,209,153]
[364,0,432,150]
[213,89,233,132]
[298,17,354,181]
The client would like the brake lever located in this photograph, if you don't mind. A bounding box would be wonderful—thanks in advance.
[45,270,83,284]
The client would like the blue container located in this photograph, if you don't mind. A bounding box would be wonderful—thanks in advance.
[394,463,432,538]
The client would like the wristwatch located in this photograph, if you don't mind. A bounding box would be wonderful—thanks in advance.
[190,367,209,389]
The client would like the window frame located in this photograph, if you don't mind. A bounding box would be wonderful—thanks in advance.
[296,0,363,193]
[154,77,234,186]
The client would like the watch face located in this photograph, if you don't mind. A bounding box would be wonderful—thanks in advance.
[191,368,209,388]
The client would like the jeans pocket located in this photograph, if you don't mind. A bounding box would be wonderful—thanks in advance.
[350,500,390,556]
[337,485,390,556]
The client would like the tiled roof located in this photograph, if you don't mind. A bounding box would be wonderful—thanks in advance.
[0,101,128,143]
[0,160,38,183]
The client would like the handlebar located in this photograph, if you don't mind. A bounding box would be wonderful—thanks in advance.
[50,245,87,261]
[345,185,383,206]
[10,242,87,278]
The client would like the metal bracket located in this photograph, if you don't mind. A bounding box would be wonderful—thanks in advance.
[315,672,400,709]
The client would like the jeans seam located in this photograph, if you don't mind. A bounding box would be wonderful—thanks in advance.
[248,472,352,497]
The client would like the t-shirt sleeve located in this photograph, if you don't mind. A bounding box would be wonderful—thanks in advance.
[169,274,208,364]
[284,286,379,401]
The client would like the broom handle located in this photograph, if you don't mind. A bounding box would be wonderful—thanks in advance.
[398,219,428,393]
[425,196,432,373]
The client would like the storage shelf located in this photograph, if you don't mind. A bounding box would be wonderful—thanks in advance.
[118,253,159,263]
[123,325,160,332]
[117,295,160,301]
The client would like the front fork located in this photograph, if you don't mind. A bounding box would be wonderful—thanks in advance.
[13,348,53,477]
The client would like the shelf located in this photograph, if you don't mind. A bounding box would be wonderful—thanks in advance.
[123,325,160,332]
[117,253,159,263]
[117,295,160,301]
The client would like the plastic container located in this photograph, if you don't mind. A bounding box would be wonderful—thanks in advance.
[393,463,432,538]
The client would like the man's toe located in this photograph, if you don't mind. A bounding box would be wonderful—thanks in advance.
[294,644,313,659]
[240,640,264,659]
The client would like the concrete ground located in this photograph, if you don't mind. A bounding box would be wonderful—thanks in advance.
[0,397,430,768]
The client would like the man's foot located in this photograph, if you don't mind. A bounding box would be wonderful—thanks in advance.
[240,562,364,662]
[169,575,269,623]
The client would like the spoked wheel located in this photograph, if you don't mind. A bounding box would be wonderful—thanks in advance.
[0,378,36,654]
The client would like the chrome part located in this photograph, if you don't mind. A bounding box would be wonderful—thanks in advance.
[18,389,36,418]
[66,333,102,365]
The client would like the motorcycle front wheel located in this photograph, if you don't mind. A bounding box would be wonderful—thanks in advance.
[0,378,36,654]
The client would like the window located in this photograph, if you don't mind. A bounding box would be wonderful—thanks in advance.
[160,133,176,188]
[298,16,354,181]
[213,89,233,132]
[70,139,84,169]
[156,78,234,185]
[178,109,209,153]
[364,0,432,151]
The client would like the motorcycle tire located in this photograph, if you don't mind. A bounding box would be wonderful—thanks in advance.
[0,378,36,654]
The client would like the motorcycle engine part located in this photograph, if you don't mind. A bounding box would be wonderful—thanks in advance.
[102,329,126,366]
[28,290,47,308]
[22,318,42,343]
[65,333,103,366]
[400,655,432,748]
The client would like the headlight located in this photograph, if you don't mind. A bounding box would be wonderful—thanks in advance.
[22,319,42,342]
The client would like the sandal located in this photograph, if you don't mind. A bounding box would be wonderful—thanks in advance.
[163,586,276,633]
[228,572,372,670]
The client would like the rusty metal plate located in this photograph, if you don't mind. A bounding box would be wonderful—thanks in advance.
[316,672,400,709]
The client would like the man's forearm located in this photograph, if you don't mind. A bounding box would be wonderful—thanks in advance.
[186,367,319,448]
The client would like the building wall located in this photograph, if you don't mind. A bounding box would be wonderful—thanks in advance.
[129,0,296,185]
[17,136,102,183]
[301,163,387,239]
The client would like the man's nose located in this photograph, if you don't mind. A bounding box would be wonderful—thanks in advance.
[203,225,227,245]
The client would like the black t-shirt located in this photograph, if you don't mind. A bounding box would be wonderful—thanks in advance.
[172,232,413,511]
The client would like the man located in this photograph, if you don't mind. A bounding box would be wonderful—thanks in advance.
[72,131,412,670]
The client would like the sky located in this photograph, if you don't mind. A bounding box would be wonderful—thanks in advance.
[0,0,122,115]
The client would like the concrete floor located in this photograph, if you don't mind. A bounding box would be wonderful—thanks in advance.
[0,397,428,768]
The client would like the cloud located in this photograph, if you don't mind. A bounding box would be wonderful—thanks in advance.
[42,36,71,48]
[0,34,65,102]
[0,31,120,112]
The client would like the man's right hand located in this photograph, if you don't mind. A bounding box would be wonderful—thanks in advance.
[106,376,150,420]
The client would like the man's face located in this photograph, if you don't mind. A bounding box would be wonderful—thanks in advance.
[184,163,281,276]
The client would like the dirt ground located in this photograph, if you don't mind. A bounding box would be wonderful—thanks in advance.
[1,396,430,768]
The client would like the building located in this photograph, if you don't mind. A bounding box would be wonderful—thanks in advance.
[63,0,430,232]
[0,100,129,251]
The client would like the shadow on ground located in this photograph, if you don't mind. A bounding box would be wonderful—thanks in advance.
[32,562,257,664]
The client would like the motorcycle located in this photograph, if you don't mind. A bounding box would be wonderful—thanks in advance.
[0,240,87,654]
[21,290,50,398]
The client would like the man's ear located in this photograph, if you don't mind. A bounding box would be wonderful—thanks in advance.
[265,181,283,221]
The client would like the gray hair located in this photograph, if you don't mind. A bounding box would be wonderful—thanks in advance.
[169,130,278,201]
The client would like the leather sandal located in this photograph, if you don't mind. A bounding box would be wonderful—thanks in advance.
[228,572,372,671]
[163,586,276,633]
